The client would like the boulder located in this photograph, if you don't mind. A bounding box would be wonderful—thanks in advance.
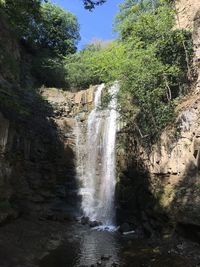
[119,222,131,233]
[81,216,90,225]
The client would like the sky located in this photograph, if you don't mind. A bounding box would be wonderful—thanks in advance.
[52,0,124,50]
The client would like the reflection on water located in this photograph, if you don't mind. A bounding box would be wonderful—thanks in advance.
[39,225,120,267]
[77,228,120,266]
[39,224,195,267]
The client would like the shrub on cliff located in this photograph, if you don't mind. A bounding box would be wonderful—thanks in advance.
[115,0,193,145]
[1,1,81,88]
[64,40,125,90]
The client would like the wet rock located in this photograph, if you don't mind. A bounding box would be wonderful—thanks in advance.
[81,216,90,225]
[134,226,145,238]
[89,220,102,228]
[119,223,131,233]
[111,263,118,267]
[42,209,74,222]
[101,255,111,261]
[77,112,86,122]
[143,221,154,237]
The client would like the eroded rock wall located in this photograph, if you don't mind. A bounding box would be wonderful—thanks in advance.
[0,12,97,223]
[142,0,200,228]
[175,0,200,30]
[143,1,200,228]
[116,1,200,233]
[0,84,97,224]
[0,94,74,223]
[145,95,200,227]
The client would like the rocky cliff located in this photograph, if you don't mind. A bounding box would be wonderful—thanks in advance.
[116,0,200,235]
[175,0,200,30]
[147,0,200,228]
[0,11,100,224]
[0,82,98,224]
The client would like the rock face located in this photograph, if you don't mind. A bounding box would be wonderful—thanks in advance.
[175,0,200,30]
[0,12,97,224]
[116,1,200,234]
[0,15,20,84]
[0,82,97,224]
[146,95,200,227]
[143,0,200,228]
[116,99,200,233]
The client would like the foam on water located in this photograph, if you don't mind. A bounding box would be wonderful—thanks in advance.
[92,225,119,232]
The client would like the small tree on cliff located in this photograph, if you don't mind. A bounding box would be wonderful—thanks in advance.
[34,3,80,55]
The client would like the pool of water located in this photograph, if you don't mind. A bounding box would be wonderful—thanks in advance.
[39,223,196,267]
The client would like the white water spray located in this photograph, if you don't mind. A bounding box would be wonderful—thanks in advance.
[76,83,119,227]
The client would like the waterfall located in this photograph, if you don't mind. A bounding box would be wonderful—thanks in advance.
[75,83,119,227]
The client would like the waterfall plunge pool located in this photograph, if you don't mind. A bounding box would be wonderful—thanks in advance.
[38,222,198,267]
[38,84,198,267]
[0,218,197,267]
[38,84,200,267]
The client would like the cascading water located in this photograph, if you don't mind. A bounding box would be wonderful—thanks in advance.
[75,83,119,227]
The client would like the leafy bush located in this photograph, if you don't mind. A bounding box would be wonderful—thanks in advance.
[64,51,101,90]
[64,41,125,90]
[2,1,80,88]
[34,3,80,55]
[3,1,80,56]
[115,0,193,145]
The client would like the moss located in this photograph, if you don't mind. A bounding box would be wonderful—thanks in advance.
[153,186,176,208]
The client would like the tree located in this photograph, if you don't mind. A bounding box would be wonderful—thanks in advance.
[3,0,41,37]
[3,1,80,56]
[64,41,124,89]
[33,3,80,55]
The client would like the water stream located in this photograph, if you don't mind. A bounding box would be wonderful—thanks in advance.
[76,83,119,227]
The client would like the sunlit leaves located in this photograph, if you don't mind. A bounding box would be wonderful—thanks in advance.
[115,0,193,144]
[37,3,80,55]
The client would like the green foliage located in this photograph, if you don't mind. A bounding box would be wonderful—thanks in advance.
[88,42,125,82]
[3,0,41,37]
[30,3,80,87]
[115,0,174,43]
[64,51,100,90]
[4,1,80,56]
[34,3,80,55]
[64,0,193,145]
[64,41,125,89]
[114,0,193,145]
[2,0,81,88]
